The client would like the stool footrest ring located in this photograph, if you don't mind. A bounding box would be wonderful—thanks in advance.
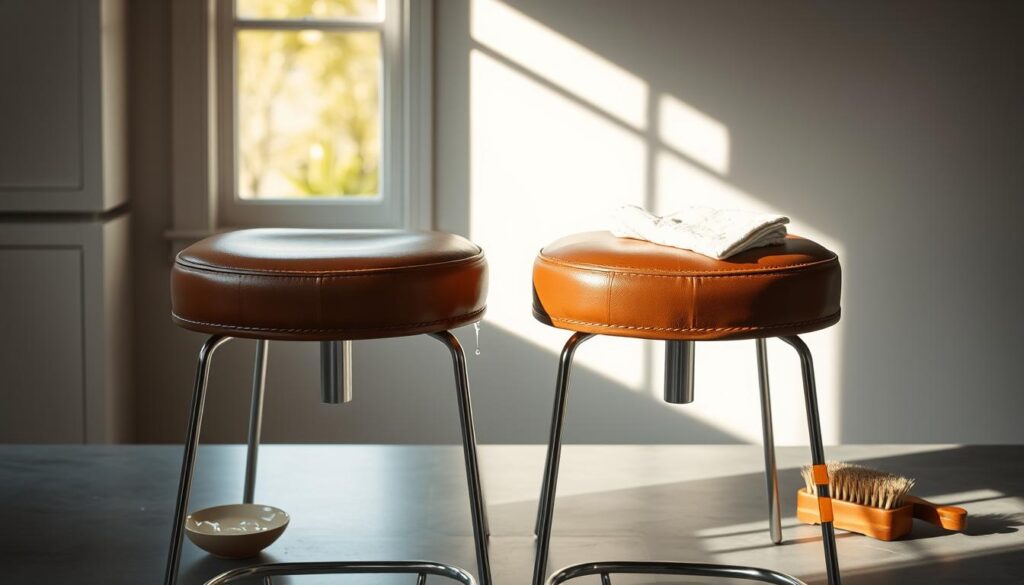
[204,560,476,585]
[547,561,807,585]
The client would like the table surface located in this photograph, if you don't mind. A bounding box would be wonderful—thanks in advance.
[0,444,1021,585]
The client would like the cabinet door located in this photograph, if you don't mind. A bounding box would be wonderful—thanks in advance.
[0,248,85,442]
[0,1,82,192]
[0,0,126,212]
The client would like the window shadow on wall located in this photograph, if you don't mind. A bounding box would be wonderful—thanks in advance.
[438,0,1024,445]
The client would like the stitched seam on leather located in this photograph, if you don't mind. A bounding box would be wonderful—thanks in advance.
[538,262,836,281]
[547,312,840,333]
[536,253,837,276]
[171,307,487,333]
[613,270,831,280]
[173,257,485,279]
[176,250,485,276]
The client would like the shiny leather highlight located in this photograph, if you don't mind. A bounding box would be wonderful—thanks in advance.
[532,231,841,341]
[171,229,487,340]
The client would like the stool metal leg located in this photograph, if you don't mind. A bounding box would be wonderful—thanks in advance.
[244,339,269,504]
[430,331,493,585]
[164,335,231,585]
[204,560,476,585]
[533,333,595,537]
[546,561,806,585]
[780,335,841,585]
[533,332,594,585]
[756,338,783,545]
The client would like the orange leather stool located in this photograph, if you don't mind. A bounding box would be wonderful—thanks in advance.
[531,231,843,585]
[163,229,491,585]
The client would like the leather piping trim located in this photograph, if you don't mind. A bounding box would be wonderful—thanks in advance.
[175,249,485,277]
[174,263,485,282]
[539,310,841,334]
[536,251,838,276]
[171,307,486,334]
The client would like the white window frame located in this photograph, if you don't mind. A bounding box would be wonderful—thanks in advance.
[166,0,431,245]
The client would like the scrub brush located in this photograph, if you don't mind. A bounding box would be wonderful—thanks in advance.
[796,461,967,541]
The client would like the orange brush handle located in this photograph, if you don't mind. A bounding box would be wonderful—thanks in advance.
[904,495,968,531]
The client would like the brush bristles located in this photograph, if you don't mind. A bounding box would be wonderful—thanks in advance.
[801,461,915,510]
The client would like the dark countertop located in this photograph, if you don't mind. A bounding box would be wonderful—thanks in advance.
[0,445,1021,584]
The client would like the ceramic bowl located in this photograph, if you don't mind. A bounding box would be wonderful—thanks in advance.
[185,504,289,559]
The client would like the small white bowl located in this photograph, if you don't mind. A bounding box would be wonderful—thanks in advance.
[185,504,289,559]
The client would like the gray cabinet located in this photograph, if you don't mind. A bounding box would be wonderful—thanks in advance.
[0,247,86,442]
[0,216,132,443]
[0,0,130,443]
[0,0,126,212]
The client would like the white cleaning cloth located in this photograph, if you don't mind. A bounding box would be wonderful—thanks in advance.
[610,205,790,259]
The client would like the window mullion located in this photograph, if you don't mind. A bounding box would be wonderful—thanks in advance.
[216,0,236,230]
[232,18,384,33]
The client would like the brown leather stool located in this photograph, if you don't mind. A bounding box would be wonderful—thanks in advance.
[530,231,843,585]
[163,229,491,585]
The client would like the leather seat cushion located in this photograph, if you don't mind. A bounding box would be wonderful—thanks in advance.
[533,231,841,341]
[171,229,487,340]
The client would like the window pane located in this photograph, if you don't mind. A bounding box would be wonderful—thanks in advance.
[237,30,380,199]
[236,0,381,20]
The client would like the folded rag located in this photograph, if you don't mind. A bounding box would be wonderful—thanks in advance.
[610,205,789,259]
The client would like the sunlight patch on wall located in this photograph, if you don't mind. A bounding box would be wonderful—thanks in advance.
[659,93,730,174]
[469,48,647,389]
[471,0,647,128]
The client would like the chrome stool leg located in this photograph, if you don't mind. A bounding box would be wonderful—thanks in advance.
[756,338,783,545]
[533,332,594,585]
[244,339,269,504]
[204,560,476,585]
[430,331,493,585]
[780,335,842,585]
[545,561,806,585]
[164,335,231,585]
[532,333,829,585]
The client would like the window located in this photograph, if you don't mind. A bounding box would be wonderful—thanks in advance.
[213,0,431,229]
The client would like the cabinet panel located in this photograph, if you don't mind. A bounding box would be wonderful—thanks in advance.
[0,1,83,190]
[0,247,85,442]
[0,0,126,212]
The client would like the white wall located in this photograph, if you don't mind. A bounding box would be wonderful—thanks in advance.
[131,0,1024,445]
